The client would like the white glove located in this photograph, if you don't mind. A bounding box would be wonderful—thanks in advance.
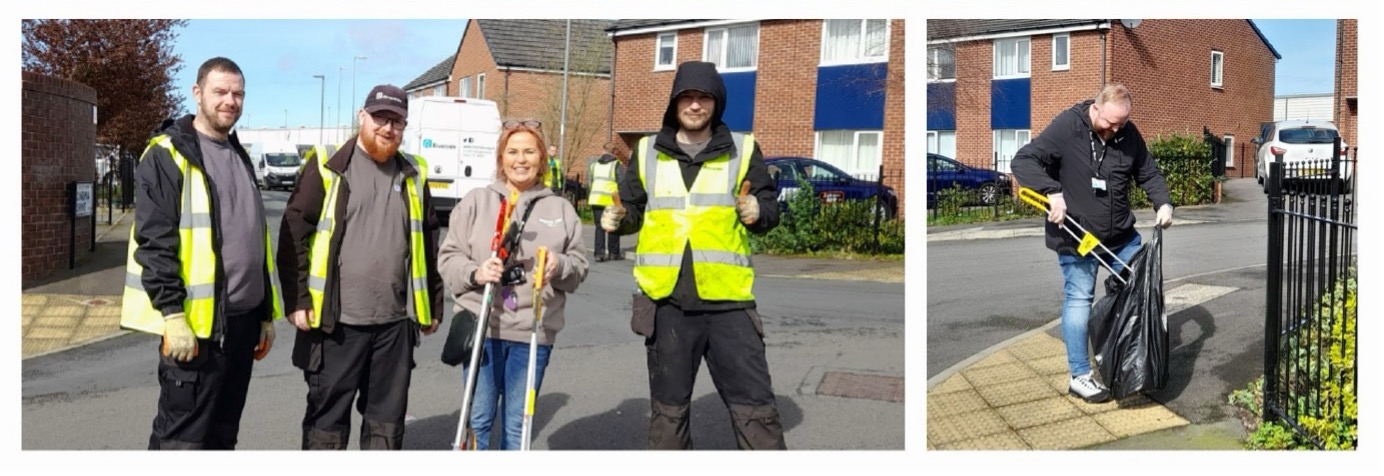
[736,194,760,225]
[1156,204,1174,229]
[162,312,197,362]
[1046,193,1067,224]
[601,204,626,233]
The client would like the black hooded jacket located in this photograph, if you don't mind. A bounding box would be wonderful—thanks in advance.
[612,61,779,311]
[1011,100,1173,254]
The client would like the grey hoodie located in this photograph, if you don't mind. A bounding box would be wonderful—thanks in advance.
[438,181,588,345]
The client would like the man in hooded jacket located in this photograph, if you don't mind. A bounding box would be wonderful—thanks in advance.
[602,60,785,450]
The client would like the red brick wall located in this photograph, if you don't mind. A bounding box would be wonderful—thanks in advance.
[1030,30,1106,137]
[613,19,907,216]
[22,72,98,284]
[952,39,993,170]
[1335,19,1357,150]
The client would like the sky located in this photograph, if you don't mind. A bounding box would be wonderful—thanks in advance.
[170,19,470,130]
[1250,19,1339,95]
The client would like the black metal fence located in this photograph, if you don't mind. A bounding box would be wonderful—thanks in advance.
[1263,141,1358,449]
[926,152,1034,224]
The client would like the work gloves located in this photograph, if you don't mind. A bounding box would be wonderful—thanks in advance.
[736,180,759,225]
[162,313,197,362]
[601,203,625,233]
[254,321,274,360]
[1046,192,1067,224]
[1156,204,1174,229]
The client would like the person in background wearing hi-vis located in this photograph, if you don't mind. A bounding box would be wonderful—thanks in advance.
[587,142,622,262]
[602,60,785,449]
[544,144,563,196]
[120,56,285,449]
[277,84,445,449]
[1010,83,1175,404]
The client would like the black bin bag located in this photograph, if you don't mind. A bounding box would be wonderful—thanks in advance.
[1088,227,1168,399]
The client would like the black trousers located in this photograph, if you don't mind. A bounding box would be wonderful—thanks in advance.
[301,319,416,450]
[645,304,786,450]
[148,310,262,450]
[591,206,621,257]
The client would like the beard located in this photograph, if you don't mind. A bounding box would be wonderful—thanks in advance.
[359,127,401,162]
[198,101,239,135]
[679,113,711,133]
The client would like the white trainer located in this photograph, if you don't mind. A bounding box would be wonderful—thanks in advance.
[1069,372,1112,403]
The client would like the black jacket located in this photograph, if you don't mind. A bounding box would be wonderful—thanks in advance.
[276,138,445,337]
[1011,100,1173,254]
[132,115,273,341]
[611,61,779,311]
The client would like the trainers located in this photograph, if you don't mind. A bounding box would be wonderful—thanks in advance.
[1068,372,1111,403]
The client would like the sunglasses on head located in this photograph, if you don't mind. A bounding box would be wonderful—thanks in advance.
[503,119,542,130]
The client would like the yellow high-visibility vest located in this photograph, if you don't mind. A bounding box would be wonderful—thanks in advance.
[120,135,286,337]
[632,133,755,301]
[588,160,618,207]
[304,145,433,327]
[545,156,563,189]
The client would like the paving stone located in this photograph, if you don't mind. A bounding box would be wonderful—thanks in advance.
[1092,403,1190,438]
[995,396,1085,430]
[26,326,75,340]
[927,409,1010,446]
[973,377,1059,407]
[966,350,1017,370]
[45,305,85,317]
[929,374,974,395]
[1017,417,1117,450]
[1006,334,1066,361]
[1023,354,1070,376]
[935,431,1030,450]
[962,362,1037,387]
[927,389,989,417]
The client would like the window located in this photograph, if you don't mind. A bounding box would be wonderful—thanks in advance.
[1224,134,1235,168]
[928,46,955,81]
[816,130,882,177]
[992,129,1031,173]
[927,130,957,159]
[655,32,677,70]
[704,23,759,71]
[1052,33,1070,71]
[432,84,445,97]
[459,76,473,98]
[476,73,485,99]
[821,19,889,64]
[993,37,1031,79]
[1211,50,1224,88]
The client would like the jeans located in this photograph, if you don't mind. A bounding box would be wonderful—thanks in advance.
[1057,232,1142,377]
[463,337,552,450]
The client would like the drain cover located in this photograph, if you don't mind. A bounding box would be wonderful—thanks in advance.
[817,371,904,402]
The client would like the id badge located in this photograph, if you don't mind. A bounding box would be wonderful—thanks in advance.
[1091,178,1107,191]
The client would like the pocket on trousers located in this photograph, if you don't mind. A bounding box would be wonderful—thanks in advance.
[160,366,201,414]
[631,291,656,338]
[744,308,765,339]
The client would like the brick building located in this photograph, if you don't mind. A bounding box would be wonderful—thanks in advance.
[22,72,99,284]
[606,19,907,217]
[927,19,1279,178]
[403,19,614,185]
[1333,19,1357,150]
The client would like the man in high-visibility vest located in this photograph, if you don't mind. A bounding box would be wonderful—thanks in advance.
[586,142,622,262]
[544,144,563,195]
[601,61,785,450]
[277,84,445,450]
[121,57,285,450]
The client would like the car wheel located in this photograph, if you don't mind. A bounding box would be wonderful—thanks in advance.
[979,183,999,205]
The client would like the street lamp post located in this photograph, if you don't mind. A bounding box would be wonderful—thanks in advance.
[352,56,368,130]
[313,74,325,145]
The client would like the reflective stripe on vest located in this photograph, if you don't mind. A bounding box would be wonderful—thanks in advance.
[306,146,433,327]
[632,133,755,301]
[588,160,618,207]
[120,135,286,338]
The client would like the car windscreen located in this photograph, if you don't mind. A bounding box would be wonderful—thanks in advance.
[265,153,302,167]
[1278,127,1338,144]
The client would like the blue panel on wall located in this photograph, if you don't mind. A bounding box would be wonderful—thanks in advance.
[813,63,888,130]
[720,71,755,132]
[927,82,956,130]
[991,78,1031,130]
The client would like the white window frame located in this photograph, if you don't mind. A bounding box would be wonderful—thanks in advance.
[993,37,1031,79]
[476,73,485,99]
[703,22,760,72]
[814,130,883,177]
[1211,50,1225,88]
[992,129,1032,173]
[655,32,678,71]
[1224,134,1235,169]
[819,19,890,66]
[927,130,957,159]
[432,84,445,96]
[459,76,473,99]
[927,45,956,82]
[1052,33,1070,71]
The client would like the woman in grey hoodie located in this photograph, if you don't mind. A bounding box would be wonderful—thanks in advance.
[438,123,589,450]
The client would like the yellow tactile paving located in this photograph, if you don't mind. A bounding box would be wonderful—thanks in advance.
[1023,354,1071,376]
[1092,403,1190,437]
[973,377,1058,407]
[1005,334,1066,361]
[966,349,1018,369]
[1017,416,1118,450]
[928,408,1009,446]
[23,294,50,306]
[995,397,1085,430]
[45,305,85,317]
[21,293,126,359]
[935,431,1030,450]
[962,361,1039,387]
[930,374,974,395]
[27,326,76,339]
[928,389,990,416]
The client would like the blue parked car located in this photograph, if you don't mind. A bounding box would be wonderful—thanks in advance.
[765,156,898,220]
[926,153,1011,208]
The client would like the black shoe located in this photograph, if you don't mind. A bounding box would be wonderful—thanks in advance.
[609,253,624,261]
[595,253,607,263]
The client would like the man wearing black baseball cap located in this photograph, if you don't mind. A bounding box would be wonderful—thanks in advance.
[278,84,445,449]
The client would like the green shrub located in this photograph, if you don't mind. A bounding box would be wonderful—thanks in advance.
[749,178,904,256]
[1144,132,1218,208]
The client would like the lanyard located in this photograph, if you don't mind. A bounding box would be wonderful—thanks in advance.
[1088,135,1107,179]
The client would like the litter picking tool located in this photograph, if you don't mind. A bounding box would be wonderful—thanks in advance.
[520,246,549,451]
[453,190,519,450]
[1017,187,1130,284]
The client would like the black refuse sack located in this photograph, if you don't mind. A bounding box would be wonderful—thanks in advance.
[1088,227,1168,399]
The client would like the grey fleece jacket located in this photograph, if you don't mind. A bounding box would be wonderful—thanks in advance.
[438,181,588,345]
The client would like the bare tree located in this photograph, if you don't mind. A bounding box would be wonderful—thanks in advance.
[533,21,612,190]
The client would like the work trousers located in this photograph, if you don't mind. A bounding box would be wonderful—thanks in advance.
[301,319,416,450]
[645,304,786,450]
[148,308,264,450]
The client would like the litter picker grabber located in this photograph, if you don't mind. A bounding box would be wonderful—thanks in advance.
[453,190,519,450]
[520,246,549,451]
[1017,187,1130,285]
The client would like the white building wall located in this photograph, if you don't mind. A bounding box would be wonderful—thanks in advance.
[1273,94,1333,122]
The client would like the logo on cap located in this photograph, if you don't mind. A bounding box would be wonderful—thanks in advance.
[376,92,403,104]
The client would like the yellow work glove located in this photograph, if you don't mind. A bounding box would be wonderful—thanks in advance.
[162,313,198,362]
[254,321,274,361]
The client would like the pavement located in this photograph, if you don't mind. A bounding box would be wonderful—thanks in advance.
[925,177,1266,450]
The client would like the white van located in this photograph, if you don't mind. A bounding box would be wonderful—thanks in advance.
[260,143,304,191]
[399,96,501,220]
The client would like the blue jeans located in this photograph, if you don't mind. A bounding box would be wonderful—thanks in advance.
[463,338,552,450]
[1057,232,1142,377]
